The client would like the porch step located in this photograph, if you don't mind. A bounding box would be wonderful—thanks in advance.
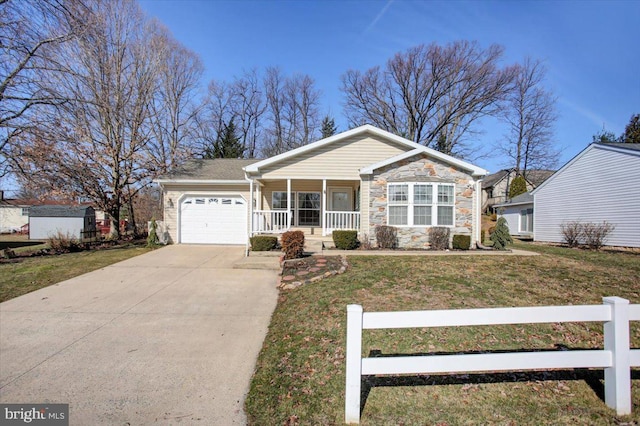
[305,239,324,254]
[233,256,281,271]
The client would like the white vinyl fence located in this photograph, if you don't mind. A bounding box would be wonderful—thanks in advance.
[345,297,640,424]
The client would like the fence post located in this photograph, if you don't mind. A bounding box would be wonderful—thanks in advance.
[345,304,363,424]
[603,296,631,415]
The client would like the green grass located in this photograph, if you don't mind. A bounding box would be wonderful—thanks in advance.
[0,243,151,302]
[246,242,640,425]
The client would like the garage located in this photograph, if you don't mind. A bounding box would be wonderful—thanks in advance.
[179,195,247,244]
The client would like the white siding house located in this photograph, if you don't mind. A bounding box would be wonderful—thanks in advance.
[495,192,534,238]
[531,143,640,248]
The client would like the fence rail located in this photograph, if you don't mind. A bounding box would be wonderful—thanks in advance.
[252,210,290,234]
[324,211,360,234]
[345,297,638,424]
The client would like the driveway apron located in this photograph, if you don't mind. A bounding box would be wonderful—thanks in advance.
[0,245,279,425]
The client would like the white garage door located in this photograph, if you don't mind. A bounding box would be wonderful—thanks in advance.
[180,196,247,244]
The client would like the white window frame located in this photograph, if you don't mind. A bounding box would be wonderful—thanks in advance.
[387,183,455,227]
[271,191,294,210]
[520,208,533,233]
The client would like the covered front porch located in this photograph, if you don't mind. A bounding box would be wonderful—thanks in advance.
[249,178,361,237]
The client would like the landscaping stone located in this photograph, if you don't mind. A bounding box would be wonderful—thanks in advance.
[278,255,349,290]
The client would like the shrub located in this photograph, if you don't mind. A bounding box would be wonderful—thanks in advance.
[2,248,16,259]
[560,220,582,248]
[488,226,496,236]
[250,235,278,251]
[146,219,160,248]
[480,229,486,244]
[582,221,615,250]
[332,230,359,250]
[281,230,305,260]
[375,225,397,249]
[490,217,513,250]
[509,174,527,198]
[429,227,450,250]
[359,233,373,250]
[452,234,471,250]
[48,231,82,253]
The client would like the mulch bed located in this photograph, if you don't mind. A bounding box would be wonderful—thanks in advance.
[278,255,348,290]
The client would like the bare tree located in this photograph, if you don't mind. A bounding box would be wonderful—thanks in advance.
[498,58,559,174]
[231,69,266,158]
[341,41,517,156]
[146,27,204,175]
[16,0,164,238]
[263,68,321,156]
[0,0,85,175]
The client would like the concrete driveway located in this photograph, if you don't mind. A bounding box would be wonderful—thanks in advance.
[0,245,279,425]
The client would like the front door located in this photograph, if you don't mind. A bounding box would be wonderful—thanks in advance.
[329,188,352,211]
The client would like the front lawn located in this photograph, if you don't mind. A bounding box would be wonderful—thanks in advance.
[246,242,640,425]
[0,243,152,302]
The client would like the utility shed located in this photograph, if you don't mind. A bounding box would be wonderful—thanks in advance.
[29,205,96,240]
[532,143,640,248]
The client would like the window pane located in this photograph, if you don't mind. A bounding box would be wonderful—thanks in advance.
[298,192,321,209]
[272,192,294,209]
[414,185,432,204]
[388,206,408,225]
[414,206,432,225]
[437,185,454,204]
[298,209,320,226]
[389,185,408,204]
[437,206,453,225]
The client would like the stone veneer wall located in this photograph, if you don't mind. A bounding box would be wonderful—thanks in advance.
[368,154,475,249]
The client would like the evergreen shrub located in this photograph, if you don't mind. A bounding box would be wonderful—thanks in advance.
[452,234,471,250]
[332,230,359,250]
[250,235,278,251]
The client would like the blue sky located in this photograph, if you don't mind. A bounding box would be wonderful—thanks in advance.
[139,0,640,173]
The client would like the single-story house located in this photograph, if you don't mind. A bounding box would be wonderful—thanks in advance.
[531,142,640,248]
[0,191,31,233]
[156,125,488,249]
[494,192,534,238]
[29,205,97,240]
[481,168,554,213]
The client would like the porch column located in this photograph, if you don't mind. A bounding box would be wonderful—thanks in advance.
[287,178,292,228]
[249,179,254,236]
[322,179,327,236]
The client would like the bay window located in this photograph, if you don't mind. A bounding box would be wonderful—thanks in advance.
[388,183,454,226]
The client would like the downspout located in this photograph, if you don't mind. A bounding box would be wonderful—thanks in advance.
[247,177,254,257]
[475,177,492,250]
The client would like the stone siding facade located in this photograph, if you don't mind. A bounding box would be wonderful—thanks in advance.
[367,154,476,249]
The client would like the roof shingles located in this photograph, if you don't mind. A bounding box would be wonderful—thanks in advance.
[159,159,260,181]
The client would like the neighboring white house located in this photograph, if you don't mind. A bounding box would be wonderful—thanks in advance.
[494,192,534,238]
[531,142,640,248]
[29,205,97,240]
[0,192,31,233]
[156,125,489,249]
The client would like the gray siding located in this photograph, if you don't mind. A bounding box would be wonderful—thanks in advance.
[534,145,640,247]
[30,217,85,240]
[499,203,533,236]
